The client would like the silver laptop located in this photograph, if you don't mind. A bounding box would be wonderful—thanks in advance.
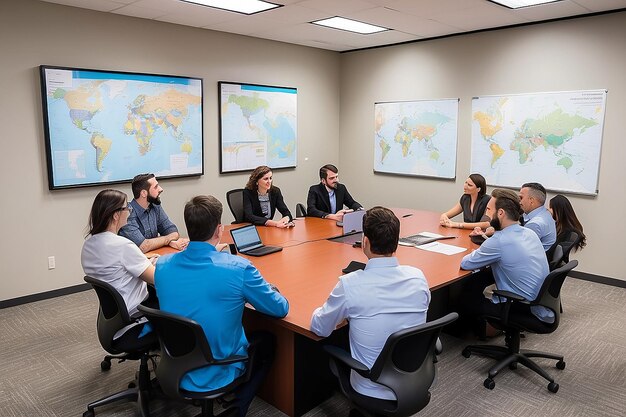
[342,210,366,235]
[230,225,283,257]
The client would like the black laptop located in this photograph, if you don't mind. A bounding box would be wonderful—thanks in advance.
[230,224,283,257]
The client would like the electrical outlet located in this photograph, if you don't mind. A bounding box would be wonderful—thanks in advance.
[48,256,56,270]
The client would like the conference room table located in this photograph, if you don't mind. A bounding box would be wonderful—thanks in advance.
[154,209,478,416]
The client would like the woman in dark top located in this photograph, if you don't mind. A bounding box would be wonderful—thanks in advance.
[440,173,491,231]
[243,165,294,227]
[548,194,586,252]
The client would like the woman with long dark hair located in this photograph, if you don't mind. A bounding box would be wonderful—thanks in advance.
[440,173,491,230]
[243,165,294,227]
[548,194,586,252]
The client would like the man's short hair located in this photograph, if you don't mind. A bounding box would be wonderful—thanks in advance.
[184,195,223,242]
[521,182,547,205]
[362,206,400,255]
[491,189,523,221]
[319,164,338,180]
[131,173,155,199]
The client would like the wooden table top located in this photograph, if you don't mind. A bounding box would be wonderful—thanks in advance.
[152,209,478,339]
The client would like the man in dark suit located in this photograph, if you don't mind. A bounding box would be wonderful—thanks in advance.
[307,164,362,221]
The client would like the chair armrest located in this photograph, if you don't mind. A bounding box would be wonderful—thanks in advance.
[324,345,371,378]
[212,354,248,366]
[492,289,527,303]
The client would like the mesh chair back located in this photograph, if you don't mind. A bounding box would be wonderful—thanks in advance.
[226,189,245,224]
[138,305,251,402]
[549,245,564,271]
[84,276,133,354]
[295,203,307,217]
[559,231,581,264]
[369,312,458,416]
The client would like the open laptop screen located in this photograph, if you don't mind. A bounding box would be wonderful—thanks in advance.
[230,225,263,252]
[342,210,366,234]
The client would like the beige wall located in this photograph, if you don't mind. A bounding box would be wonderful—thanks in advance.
[0,0,340,300]
[338,12,626,281]
[1,2,624,302]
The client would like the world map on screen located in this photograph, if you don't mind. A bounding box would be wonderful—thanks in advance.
[374,99,459,178]
[220,83,297,173]
[42,68,203,188]
[471,90,606,195]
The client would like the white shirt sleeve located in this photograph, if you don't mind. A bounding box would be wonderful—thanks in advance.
[310,279,348,337]
[121,239,152,278]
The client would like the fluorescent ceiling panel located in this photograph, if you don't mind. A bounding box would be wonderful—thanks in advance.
[311,16,388,34]
[181,0,281,15]
[488,0,564,9]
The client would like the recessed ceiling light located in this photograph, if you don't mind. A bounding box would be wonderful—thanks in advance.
[311,17,389,35]
[181,0,281,15]
[488,0,563,9]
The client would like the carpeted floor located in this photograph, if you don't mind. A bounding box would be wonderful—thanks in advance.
[1,277,624,417]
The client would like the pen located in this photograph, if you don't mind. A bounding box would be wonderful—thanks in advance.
[402,214,413,218]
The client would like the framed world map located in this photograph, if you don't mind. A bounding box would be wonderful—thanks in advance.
[219,81,297,173]
[374,98,459,179]
[40,65,203,190]
[471,90,607,196]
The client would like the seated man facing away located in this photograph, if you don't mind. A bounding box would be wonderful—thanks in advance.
[120,173,189,253]
[460,189,552,327]
[519,182,556,251]
[307,164,362,221]
[155,195,289,417]
[310,206,431,400]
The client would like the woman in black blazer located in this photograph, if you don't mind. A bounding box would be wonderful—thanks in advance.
[243,165,294,227]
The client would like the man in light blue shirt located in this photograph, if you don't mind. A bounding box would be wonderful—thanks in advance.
[519,182,556,251]
[460,189,552,324]
[310,207,431,400]
[155,195,289,417]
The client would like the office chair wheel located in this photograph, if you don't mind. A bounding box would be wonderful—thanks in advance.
[461,348,471,358]
[548,382,559,393]
[556,360,566,370]
[128,382,136,388]
[83,410,95,417]
[483,378,495,390]
[100,359,111,371]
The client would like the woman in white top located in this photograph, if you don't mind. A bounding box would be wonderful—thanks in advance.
[81,189,156,321]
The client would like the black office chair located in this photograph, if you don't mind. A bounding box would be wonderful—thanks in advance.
[295,203,307,217]
[548,244,564,271]
[547,231,581,271]
[226,189,246,224]
[83,276,158,417]
[324,312,458,417]
[462,261,578,393]
[138,305,257,417]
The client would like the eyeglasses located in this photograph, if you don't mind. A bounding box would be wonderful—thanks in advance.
[117,203,133,213]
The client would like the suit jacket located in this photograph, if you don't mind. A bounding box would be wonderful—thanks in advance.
[243,187,293,226]
[306,183,361,218]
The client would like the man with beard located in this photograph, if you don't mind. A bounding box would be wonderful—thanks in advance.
[460,188,553,327]
[306,164,362,221]
[120,173,189,253]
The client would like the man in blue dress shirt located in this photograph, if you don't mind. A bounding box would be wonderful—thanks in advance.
[120,173,189,253]
[461,189,552,325]
[155,195,289,417]
[519,182,556,251]
[310,206,431,400]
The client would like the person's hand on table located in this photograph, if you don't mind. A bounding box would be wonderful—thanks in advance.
[439,213,450,225]
[216,243,230,252]
[169,237,189,250]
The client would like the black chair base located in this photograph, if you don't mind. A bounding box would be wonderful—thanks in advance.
[462,342,565,393]
[84,352,154,417]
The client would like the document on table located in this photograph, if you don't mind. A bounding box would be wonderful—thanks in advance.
[415,241,467,255]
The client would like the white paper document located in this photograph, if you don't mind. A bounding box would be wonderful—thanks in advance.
[415,241,467,255]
